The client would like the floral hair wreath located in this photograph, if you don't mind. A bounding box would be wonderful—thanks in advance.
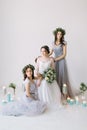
[22,64,35,74]
[53,27,66,36]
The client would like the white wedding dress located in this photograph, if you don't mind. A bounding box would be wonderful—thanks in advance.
[37,60,61,108]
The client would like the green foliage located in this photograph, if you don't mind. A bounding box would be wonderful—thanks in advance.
[9,83,16,90]
[22,64,35,74]
[80,82,87,93]
[53,27,66,36]
[43,68,56,83]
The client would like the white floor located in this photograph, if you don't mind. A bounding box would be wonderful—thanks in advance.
[0,104,87,130]
[0,88,87,130]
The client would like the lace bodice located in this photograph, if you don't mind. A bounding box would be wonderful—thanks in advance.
[38,60,51,74]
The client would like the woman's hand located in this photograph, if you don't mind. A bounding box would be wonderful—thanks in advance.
[36,74,43,87]
[50,57,55,62]
[36,79,42,87]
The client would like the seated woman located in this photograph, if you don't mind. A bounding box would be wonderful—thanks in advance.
[1,64,46,116]
[35,45,62,108]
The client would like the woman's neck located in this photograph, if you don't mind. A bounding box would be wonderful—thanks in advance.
[42,55,49,59]
[28,77,33,81]
[56,39,61,45]
[40,55,50,62]
[29,78,35,83]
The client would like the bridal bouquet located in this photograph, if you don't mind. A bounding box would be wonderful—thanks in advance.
[43,68,56,83]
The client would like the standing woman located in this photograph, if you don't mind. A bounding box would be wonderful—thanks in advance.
[50,27,73,98]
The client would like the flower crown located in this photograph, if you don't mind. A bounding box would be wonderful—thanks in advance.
[22,64,35,74]
[53,27,66,36]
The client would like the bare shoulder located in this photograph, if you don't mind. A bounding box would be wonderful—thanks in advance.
[37,56,42,62]
[49,57,54,62]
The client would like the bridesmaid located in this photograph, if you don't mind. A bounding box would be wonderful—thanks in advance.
[1,64,46,116]
[49,27,73,99]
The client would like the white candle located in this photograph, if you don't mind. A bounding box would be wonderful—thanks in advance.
[82,101,87,106]
[75,96,79,105]
[63,84,67,87]
[75,96,79,101]
[70,99,74,102]
[70,99,74,105]
[67,97,71,103]
[63,84,67,94]
[2,86,6,95]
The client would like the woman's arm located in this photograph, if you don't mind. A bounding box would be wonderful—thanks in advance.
[48,49,53,56]
[35,58,40,76]
[35,57,43,78]
[35,57,43,86]
[55,45,67,61]
[36,76,43,87]
[50,57,55,69]
[25,83,32,98]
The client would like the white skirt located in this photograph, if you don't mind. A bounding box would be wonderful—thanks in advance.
[38,79,61,108]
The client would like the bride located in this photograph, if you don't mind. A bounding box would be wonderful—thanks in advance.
[35,45,62,107]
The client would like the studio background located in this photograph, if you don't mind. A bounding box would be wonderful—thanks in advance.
[0,0,87,92]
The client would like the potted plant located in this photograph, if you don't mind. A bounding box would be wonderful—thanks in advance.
[8,83,16,95]
[80,82,87,94]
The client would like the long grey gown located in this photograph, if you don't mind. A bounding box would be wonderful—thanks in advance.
[52,42,73,97]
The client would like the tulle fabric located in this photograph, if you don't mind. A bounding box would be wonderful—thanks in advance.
[0,93,46,116]
[37,60,62,108]
[0,78,47,116]
[38,80,61,105]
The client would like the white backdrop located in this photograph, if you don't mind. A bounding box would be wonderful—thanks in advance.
[0,0,87,91]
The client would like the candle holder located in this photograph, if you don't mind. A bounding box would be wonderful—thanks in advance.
[67,97,71,103]
[7,92,11,102]
[2,86,7,96]
[62,84,67,94]
[69,99,75,105]
[2,86,7,103]
[2,99,7,104]
[82,101,87,107]
[62,84,68,100]
[75,96,80,105]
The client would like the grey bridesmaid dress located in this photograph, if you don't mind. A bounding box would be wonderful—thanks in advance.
[1,78,46,116]
[52,42,73,97]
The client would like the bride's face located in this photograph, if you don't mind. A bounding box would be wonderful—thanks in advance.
[41,48,48,56]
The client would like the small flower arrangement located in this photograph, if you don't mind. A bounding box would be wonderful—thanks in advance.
[9,83,16,95]
[43,68,56,83]
[80,82,87,94]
